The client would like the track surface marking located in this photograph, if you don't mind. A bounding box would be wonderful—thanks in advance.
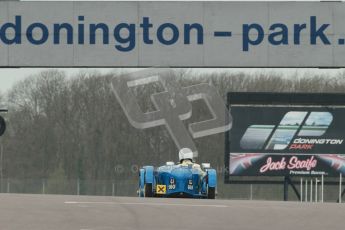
[0,194,344,230]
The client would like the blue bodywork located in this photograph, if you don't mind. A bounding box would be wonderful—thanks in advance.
[139,163,217,199]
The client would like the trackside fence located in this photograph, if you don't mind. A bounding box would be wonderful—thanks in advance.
[0,176,344,202]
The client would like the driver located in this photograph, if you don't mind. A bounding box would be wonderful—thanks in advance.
[178,148,203,173]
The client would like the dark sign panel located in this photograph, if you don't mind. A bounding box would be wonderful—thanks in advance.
[0,115,5,137]
[226,93,345,178]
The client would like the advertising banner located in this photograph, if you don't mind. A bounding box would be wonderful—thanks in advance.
[226,93,345,177]
[2,1,345,67]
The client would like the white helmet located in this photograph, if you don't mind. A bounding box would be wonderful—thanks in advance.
[179,148,193,162]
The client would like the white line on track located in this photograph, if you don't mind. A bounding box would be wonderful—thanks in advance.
[64,201,227,208]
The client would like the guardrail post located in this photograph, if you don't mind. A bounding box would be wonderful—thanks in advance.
[112,182,115,196]
[321,174,324,203]
[305,180,308,202]
[315,178,319,202]
[42,179,45,194]
[300,178,303,202]
[77,178,80,196]
[7,179,10,193]
[310,179,313,202]
[339,173,342,203]
[250,184,253,200]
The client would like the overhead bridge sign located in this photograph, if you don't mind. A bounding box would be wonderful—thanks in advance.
[1,1,345,67]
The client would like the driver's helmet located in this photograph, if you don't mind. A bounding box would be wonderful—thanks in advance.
[179,148,193,163]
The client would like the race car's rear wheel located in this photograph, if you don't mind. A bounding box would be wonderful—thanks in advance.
[144,183,153,197]
[207,187,216,199]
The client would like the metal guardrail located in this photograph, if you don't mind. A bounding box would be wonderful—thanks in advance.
[0,178,342,202]
[300,174,344,203]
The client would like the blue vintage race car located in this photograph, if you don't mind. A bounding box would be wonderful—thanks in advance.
[138,162,217,199]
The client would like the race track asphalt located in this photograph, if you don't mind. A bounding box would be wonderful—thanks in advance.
[0,194,344,230]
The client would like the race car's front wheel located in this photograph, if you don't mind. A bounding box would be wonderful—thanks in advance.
[207,187,216,199]
[144,183,153,197]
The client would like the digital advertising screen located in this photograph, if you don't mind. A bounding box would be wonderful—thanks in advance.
[226,93,345,178]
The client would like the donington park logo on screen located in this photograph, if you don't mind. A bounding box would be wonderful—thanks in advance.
[239,111,335,151]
